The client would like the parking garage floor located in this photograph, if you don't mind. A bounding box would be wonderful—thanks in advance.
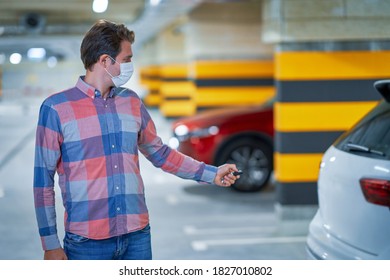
[0,97,309,260]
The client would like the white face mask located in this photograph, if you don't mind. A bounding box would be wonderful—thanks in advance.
[105,56,134,87]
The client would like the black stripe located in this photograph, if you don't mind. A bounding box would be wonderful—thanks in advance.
[196,78,274,87]
[141,75,160,80]
[279,40,390,51]
[162,78,189,82]
[276,182,318,205]
[164,96,192,101]
[277,79,382,102]
[276,131,343,154]
[197,106,230,111]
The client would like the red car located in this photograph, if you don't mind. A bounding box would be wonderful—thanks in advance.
[168,99,274,192]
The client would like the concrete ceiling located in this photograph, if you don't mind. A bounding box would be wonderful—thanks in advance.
[0,0,206,62]
[0,0,145,35]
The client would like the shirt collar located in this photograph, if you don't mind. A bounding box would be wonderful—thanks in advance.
[76,76,116,99]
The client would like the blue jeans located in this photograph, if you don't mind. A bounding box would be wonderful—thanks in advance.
[63,224,152,260]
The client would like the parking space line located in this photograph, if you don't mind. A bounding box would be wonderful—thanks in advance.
[183,225,276,235]
[0,128,36,171]
[191,236,307,251]
[164,192,209,205]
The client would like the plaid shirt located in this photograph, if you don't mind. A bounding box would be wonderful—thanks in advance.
[33,77,217,251]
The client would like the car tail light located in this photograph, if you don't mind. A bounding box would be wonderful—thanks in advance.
[359,178,390,207]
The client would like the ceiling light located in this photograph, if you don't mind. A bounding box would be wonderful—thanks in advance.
[93,0,108,13]
[150,0,162,6]
[27,48,46,60]
[10,53,22,64]
[47,56,58,68]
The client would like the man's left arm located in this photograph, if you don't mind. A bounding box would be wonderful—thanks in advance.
[137,102,238,186]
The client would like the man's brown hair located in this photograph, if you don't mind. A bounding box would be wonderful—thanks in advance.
[80,19,135,70]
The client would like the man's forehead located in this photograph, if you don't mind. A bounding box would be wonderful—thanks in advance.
[118,41,133,57]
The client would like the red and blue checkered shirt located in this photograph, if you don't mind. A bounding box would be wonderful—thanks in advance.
[33,77,217,250]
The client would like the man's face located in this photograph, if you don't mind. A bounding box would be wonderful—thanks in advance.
[116,40,133,63]
[108,40,133,76]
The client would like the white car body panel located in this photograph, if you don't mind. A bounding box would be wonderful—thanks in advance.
[307,146,390,259]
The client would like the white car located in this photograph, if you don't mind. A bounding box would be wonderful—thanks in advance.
[306,80,390,260]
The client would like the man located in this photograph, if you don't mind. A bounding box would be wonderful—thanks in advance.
[33,20,239,260]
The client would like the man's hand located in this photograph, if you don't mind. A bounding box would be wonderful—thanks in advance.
[214,163,240,187]
[44,248,68,260]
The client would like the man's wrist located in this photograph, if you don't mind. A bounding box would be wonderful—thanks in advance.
[201,164,218,184]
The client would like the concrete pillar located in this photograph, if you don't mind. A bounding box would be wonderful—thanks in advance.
[261,0,390,226]
[138,18,195,116]
[185,0,272,59]
[139,0,275,116]
[139,65,161,107]
[193,59,274,108]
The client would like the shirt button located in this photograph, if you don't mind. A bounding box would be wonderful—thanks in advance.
[105,105,108,108]
[112,145,115,148]
[114,165,118,169]
[117,207,120,211]
[116,186,119,190]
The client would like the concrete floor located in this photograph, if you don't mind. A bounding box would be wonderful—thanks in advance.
[0,97,309,260]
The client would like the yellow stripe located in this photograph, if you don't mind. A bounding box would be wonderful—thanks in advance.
[274,153,323,182]
[276,51,390,80]
[139,65,161,94]
[275,101,378,132]
[143,93,161,107]
[195,60,274,79]
[160,101,196,117]
[196,87,275,106]
[140,65,160,76]
[160,64,189,79]
[141,80,161,91]
[139,65,160,84]
[160,81,196,98]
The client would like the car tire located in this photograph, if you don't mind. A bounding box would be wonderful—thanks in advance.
[215,137,273,192]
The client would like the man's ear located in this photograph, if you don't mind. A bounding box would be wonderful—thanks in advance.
[99,54,110,67]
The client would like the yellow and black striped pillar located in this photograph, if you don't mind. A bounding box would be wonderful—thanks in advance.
[159,63,197,117]
[140,65,161,107]
[275,44,390,211]
[194,60,275,109]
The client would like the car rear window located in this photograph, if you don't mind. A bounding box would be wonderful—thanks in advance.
[334,100,390,160]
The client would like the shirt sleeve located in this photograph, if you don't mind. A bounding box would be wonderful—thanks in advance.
[33,101,63,251]
[137,102,217,184]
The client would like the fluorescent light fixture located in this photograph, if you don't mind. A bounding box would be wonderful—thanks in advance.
[27,48,46,60]
[47,56,58,68]
[93,0,108,13]
[150,0,162,6]
[10,53,22,64]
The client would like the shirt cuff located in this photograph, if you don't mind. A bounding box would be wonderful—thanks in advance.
[41,234,61,251]
[200,164,218,184]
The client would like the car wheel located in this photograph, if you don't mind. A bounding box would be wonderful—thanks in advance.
[216,138,273,192]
